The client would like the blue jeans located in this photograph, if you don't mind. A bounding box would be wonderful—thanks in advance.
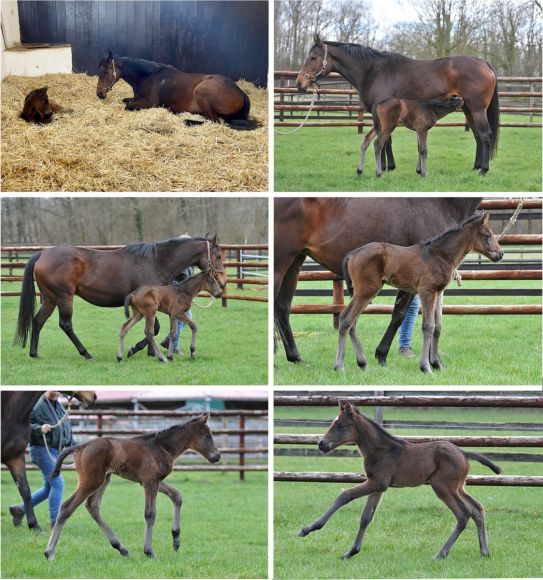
[172,309,192,350]
[18,445,65,525]
[399,294,421,348]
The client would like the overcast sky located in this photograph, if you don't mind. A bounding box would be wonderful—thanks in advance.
[372,0,420,30]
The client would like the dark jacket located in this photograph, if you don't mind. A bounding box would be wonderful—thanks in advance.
[173,266,195,286]
[29,395,74,450]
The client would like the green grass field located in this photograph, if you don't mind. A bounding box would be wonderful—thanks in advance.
[1,291,267,385]
[274,405,543,579]
[1,471,267,578]
[274,113,542,192]
[274,277,542,385]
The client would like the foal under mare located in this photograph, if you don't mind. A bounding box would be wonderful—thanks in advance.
[358,96,464,177]
[44,414,220,560]
[335,211,503,373]
[118,271,223,363]
[299,401,501,560]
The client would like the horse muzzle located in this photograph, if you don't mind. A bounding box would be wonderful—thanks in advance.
[210,452,221,464]
[296,75,310,93]
[318,439,330,453]
[490,250,504,262]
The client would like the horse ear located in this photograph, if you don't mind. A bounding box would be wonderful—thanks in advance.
[482,211,489,224]
[210,234,217,245]
[108,50,113,60]
[340,401,355,416]
[314,32,322,46]
[200,412,210,423]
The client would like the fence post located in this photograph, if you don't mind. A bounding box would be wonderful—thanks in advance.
[374,390,384,425]
[279,75,285,122]
[239,414,245,482]
[332,278,344,330]
[221,247,228,308]
[530,82,535,123]
[97,414,103,437]
[237,248,243,289]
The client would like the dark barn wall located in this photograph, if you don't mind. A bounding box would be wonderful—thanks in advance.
[17,1,268,86]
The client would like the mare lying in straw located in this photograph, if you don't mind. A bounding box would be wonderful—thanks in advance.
[44,414,220,560]
[358,96,464,177]
[335,211,503,373]
[20,87,70,124]
[299,401,501,560]
[118,270,223,363]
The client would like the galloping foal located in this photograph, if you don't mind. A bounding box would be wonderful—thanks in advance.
[299,401,501,560]
[44,414,220,560]
[118,271,223,363]
[335,211,503,373]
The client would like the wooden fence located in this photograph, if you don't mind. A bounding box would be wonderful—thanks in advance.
[274,395,543,487]
[0,243,269,305]
[275,72,542,130]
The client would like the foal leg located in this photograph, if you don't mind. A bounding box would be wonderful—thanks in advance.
[374,128,393,177]
[85,474,129,556]
[299,480,387,538]
[143,482,159,558]
[58,298,93,360]
[117,312,143,362]
[357,128,376,175]
[430,482,470,559]
[419,291,437,374]
[126,318,160,358]
[460,489,489,556]
[348,321,368,370]
[145,316,167,363]
[430,292,444,370]
[167,316,178,361]
[159,481,183,552]
[334,296,368,371]
[342,492,383,560]
[44,482,102,560]
[177,312,197,359]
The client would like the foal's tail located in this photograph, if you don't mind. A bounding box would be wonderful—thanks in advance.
[51,443,87,478]
[342,253,354,296]
[14,252,42,347]
[124,294,132,319]
[464,451,502,474]
[486,61,500,159]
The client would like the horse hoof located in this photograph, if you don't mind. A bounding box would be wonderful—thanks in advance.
[356,169,363,176]
[119,547,130,557]
[333,365,345,372]
[144,549,156,558]
[298,528,309,537]
[388,164,396,171]
[9,506,24,526]
[31,524,44,533]
[432,552,446,560]
[167,355,173,361]
[84,355,94,362]
[117,356,123,363]
[479,168,488,176]
[29,353,40,359]
[44,550,54,561]
[342,549,358,560]
[127,348,134,358]
[421,367,433,375]
[357,360,367,370]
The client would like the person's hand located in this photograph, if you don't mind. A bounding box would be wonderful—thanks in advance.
[41,424,52,434]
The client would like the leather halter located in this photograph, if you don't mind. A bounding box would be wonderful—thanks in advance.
[303,43,328,86]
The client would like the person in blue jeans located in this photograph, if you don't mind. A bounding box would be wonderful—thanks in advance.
[399,294,421,358]
[9,391,74,528]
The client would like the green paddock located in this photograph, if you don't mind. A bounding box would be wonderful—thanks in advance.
[274,405,543,579]
[274,113,542,192]
[274,277,542,386]
[1,471,267,579]
[1,286,267,385]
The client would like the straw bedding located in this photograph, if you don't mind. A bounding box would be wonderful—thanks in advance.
[1,73,268,192]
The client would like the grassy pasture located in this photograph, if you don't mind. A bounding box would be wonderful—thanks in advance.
[274,405,543,579]
[274,113,542,192]
[274,276,542,386]
[1,471,267,578]
[1,287,267,385]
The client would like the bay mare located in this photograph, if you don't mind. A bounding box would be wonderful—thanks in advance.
[14,236,226,360]
[299,401,501,560]
[297,34,499,174]
[274,197,482,364]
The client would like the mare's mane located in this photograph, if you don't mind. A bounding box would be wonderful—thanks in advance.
[321,41,395,60]
[123,237,206,258]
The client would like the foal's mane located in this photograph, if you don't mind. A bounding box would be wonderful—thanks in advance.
[421,210,484,248]
[123,237,206,258]
[140,417,201,442]
[322,41,394,61]
[352,407,405,446]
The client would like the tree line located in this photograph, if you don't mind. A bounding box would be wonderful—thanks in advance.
[0,197,268,245]
[275,0,542,76]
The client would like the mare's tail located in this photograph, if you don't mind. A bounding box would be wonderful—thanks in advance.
[51,443,87,478]
[342,253,354,296]
[464,451,502,474]
[14,252,42,347]
[124,294,132,319]
[486,62,500,159]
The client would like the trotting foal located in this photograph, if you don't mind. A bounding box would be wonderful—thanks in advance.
[357,96,464,177]
[118,271,223,363]
[44,414,220,560]
[335,211,503,373]
[299,401,501,560]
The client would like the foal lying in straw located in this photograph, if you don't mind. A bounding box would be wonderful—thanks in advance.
[44,414,220,560]
[299,401,501,560]
[335,211,503,373]
[118,270,223,363]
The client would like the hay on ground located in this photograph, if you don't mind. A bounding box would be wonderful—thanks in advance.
[1,73,268,192]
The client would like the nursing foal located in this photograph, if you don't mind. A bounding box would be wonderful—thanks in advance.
[299,401,501,560]
[335,211,503,373]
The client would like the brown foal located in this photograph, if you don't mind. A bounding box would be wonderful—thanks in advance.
[118,271,223,363]
[335,211,503,373]
[299,401,501,560]
[357,96,464,177]
[44,414,220,560]
[20,87,69,124]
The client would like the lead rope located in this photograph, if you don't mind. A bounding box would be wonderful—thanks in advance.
[454,199,524,287]
[42,400,73,464]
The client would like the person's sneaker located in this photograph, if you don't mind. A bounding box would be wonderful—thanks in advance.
[399,346,416,358]
[9,505,24,526]
[160,337,170,349]
[173,348,181,355]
